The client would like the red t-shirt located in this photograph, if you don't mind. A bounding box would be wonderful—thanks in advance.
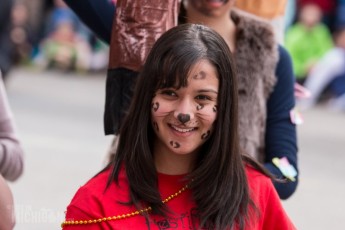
[62,167,296,230]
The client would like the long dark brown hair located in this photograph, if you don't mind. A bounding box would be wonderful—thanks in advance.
[108,23,268,229]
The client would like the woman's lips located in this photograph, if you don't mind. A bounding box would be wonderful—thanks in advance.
[169,124,197,136]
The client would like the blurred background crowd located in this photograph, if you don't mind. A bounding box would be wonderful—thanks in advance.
[0,0,110,79]
[1,0,345,111]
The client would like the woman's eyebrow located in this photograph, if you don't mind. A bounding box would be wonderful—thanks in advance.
[197,89,218,94]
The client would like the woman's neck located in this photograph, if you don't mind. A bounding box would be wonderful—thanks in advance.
[154,145,196,175]
[186,7,237,51]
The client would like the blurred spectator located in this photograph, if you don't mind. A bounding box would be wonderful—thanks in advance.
[297,0,337,32]
[0,0,14,80]
[9,2,34,65]
[0,71,24,181]
[299,27,345,110]
[36,0,93,72]
[285,3,333,83]
[234,0,310,100]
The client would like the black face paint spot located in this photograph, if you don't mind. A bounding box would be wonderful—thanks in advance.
[213,105,217,113]
[152,102,159,112]
[177,113,190,124]
[201,130,211,140]
[196,104,204,111]
[169,141,181,148]
[192,71,207,80]
[153,121,159,132]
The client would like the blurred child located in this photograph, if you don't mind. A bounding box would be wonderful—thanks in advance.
[299,27,345,110]
[39,0,92,72]
[285,3,333,83]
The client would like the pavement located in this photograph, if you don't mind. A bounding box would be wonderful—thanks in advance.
[5,67,345,230]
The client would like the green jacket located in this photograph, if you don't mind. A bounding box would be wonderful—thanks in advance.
[285,23,333,79]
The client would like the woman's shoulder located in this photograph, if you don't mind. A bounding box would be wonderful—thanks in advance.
[63,168,130,225]
[67,169,113,206]
[245,166,297,229]
[69,167,130,206]
[245,165,274,195]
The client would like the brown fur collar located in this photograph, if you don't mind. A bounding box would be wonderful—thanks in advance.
[231,10,279,161]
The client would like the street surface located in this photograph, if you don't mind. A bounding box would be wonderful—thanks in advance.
[5,67,345,230]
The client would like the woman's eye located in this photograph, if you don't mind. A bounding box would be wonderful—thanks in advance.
[196,95,211,100]
[161,90,177,97]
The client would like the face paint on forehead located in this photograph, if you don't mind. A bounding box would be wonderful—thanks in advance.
[192,71,207,80]
[169,141,181,148]
[201,130,211,140]
[152,102,160,112]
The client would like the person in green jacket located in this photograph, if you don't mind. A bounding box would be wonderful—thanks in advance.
[285,3,333,83]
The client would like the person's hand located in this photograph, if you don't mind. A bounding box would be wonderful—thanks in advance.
[0,174,15,230]
[294,82,311,99]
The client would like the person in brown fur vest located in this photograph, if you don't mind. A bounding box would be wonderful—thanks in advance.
[181,1,298,199]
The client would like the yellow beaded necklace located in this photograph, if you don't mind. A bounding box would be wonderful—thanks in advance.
[61,183,189,228]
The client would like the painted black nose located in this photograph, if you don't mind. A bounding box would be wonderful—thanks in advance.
[177,113,190,124]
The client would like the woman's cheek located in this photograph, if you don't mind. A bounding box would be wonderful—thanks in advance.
[151,99,173,133]
[197,104,217,122]
[151,99,172,116]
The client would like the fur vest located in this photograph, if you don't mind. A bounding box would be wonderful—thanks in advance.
[232,10,278,162]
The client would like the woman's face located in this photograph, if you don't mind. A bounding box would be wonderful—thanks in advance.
[186,0,234,17]
[151,60,219,157]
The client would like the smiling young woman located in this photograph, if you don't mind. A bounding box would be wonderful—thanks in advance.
[64,0,298,200]
[62,24,295,230]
